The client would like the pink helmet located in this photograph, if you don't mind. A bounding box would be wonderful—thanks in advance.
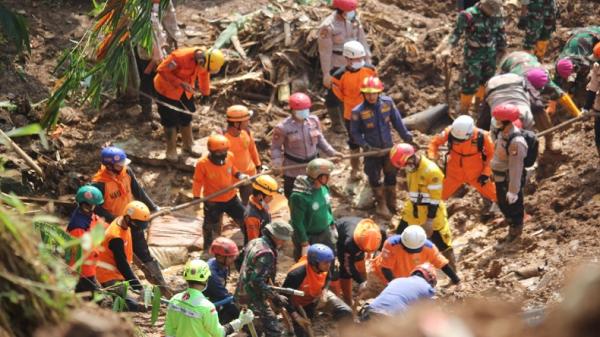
[526,68,549,90]
[332,0,358,12]
[288,93,312,110]
[556,58,574,79]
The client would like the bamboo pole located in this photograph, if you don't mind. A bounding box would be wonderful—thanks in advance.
[0,129,44,177]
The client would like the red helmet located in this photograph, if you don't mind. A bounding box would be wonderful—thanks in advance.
[209,237,239,257]
[289,93,312,110]
[411,263,437,287]
[333,0,358,12]
[360,76,384,94]
[492,103,520,122]
[389,143,415,168]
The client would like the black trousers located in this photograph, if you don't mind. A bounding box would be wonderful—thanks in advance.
[283,175,296,199]
[495,176,525,228]
[156,92,195,128]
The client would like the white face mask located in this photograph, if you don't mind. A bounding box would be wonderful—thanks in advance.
[345,10,356,21]
[294,109,310,120]
[350,60,365,69]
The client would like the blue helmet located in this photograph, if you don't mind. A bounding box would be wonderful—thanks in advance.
[101,146,128,166]
[307,244,334,265]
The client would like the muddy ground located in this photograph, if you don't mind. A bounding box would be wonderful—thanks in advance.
[2,0,600,336]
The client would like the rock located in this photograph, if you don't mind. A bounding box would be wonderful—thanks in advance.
[124,105,142,118]
[485,260,503,279]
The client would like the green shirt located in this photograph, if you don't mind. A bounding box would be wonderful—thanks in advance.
[165,288,225,337]
[289,176,334,243]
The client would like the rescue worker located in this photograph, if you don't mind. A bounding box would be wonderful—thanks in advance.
[390,143,457,271]
[332,40,377,180]
[428,115,497,202]
[165,258,255,337]
[244,174,277,244]
[517,0,557,60]
[358,263,436,321]
[96,201,149,312]
[223,104,263,205]
[67,185,106,295]
[554,27,600,96]
[318,0,371,133]
[499,51,581,118]
[192,134,249,251]
[271,92,341,198]
[289,158,336,260]
[456,0,479,11]
[281,244,353,337]
[154,47,225,161]
[236,221,294,337]
[490,104,528,243]
[135,0,181,119]
[361,225,459,300]
[444,0,507,115]
[335,217,384,306]
[350,76,414,219]
[91,146,170,296]
[582,44,600,156]
[204,237,240,325]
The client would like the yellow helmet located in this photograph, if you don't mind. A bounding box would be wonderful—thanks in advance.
[124,201,150,221]
[226,105,253,122]
[205,48,225,74]
[183,259,211,283]
[252,175,278,196]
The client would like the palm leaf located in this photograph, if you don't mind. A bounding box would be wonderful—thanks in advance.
[0,3,30,53]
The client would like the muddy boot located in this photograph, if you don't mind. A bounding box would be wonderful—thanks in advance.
[327,106,346,134]
[140,260,174,299]
[140,95,153,120]
[181,125,202,157]
[349,149,362,182]
[384,185,398,213]
[442,248,457,272]
[165,127,178,162]
[373,186,392,219]
[496,224,523,249]
[202,225,215,254]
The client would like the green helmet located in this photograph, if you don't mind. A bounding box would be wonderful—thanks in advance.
[183,259,211,283]
[306,158,334,179]
[75,185,104,206]
[264,220,294,241]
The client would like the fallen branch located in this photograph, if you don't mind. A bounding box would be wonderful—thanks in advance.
[0,129,44,178]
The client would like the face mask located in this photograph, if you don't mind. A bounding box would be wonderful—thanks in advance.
[294,109,310,120]
[345,10,356,21]
[350,60,365,69]
[405,163,417,172]
[260,199,270,211]
[209,152,227,165]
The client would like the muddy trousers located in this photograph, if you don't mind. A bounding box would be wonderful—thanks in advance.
[442,174,497,202]
[292,291,353,337]
[595,114,600,152]
[494,177,525,228]
[203,196,245,250]
[364,155,397,187]
[249,300,284,337]
[283,175,296,199]
[131,225,153,264]
[156,92,194,128]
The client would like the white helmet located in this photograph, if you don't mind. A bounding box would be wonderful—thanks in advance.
[400,225,427,250]
[343,40,366,59]
[450,115,474,141]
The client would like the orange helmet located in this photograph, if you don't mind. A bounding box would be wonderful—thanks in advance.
[124,201,151,221]
[226,105,252,122]
[389,143,415,168]
[207,134,230,152]
[360,76,384,94]
[353,219,382,253]
[593,42,600,60]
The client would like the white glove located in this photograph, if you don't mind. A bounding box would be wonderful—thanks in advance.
[230,319,243,332]
[301,244,309,257]
[237,173,251,185]
[239,309,254,325]
[152,3,160,13]
[506,192,518,204]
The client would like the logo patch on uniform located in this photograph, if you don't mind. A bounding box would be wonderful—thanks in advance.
[227,167,232,174]
[381,104,391,113]
[360,110,373,119]
[312,202,320,210]
[366,122,375,128]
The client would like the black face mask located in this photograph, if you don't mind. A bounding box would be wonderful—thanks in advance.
[129,219,146,229]
[209,153,227,165]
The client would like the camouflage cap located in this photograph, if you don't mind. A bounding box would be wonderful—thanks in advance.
[265,220,294,241]
[479,0,503,17]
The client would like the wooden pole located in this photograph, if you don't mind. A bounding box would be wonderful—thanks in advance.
[0,129,44,178]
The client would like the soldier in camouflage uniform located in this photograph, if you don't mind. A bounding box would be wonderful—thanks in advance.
[235,221,294,337]
[446,0,507,115]
[517,0,557,60]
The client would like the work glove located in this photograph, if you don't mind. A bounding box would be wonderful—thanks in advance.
[478,175,490,186]
[323,74,332,89]
[332,151,345,160]
[291,312,311,330]
[506,192,519,204]
[237,173,252,185]
[423,219,434,238]
[300,244,310,257]
[272,294,289,308]
[517,16,527,30]
[239,309,254,325]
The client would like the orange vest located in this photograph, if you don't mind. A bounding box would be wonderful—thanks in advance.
[153,47,211,100]
[289,257,328,307]
[92,166,133,217]
[67,214,104,278]
[192,152,239,202]
[96,218,133,284]
[332,66,377,120]
[225,130,261,176]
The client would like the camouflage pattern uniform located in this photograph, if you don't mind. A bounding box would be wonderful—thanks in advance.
[499,51,563,100]
[449,4,507,95]
[520,0,557,51]
[554,26,600,89]
[235,235,283,337]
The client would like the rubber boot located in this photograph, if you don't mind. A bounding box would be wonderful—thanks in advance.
[496,224,523,248]
[458,93,474,115]
[340,278,353,307]
[558,94,582,117]
[181,125,202,157]
[165,127,178,162]
[327,106,346,134]
[329,279,343,298]
[140,260,174,299]
[384,185,398,213]
[442,248,457,272]
[373,186,392,219]
[349,148,361,182]
[534,40,549,60]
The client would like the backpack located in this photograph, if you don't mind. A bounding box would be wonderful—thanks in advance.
[447,131,486,161]
[505,129,539,168]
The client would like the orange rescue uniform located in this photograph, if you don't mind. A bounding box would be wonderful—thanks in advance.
[92,166,133,218]
[428,127,497,202]
[287,257,328,307]
[192,152,239,202]
[67,214,104,278]
[332,66,377,120]
[225,130,261,176]
[153,47,210,100]
[96,218,133,284]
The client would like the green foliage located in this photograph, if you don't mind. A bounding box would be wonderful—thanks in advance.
[150,285,162,325]
[0,3,30,54]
